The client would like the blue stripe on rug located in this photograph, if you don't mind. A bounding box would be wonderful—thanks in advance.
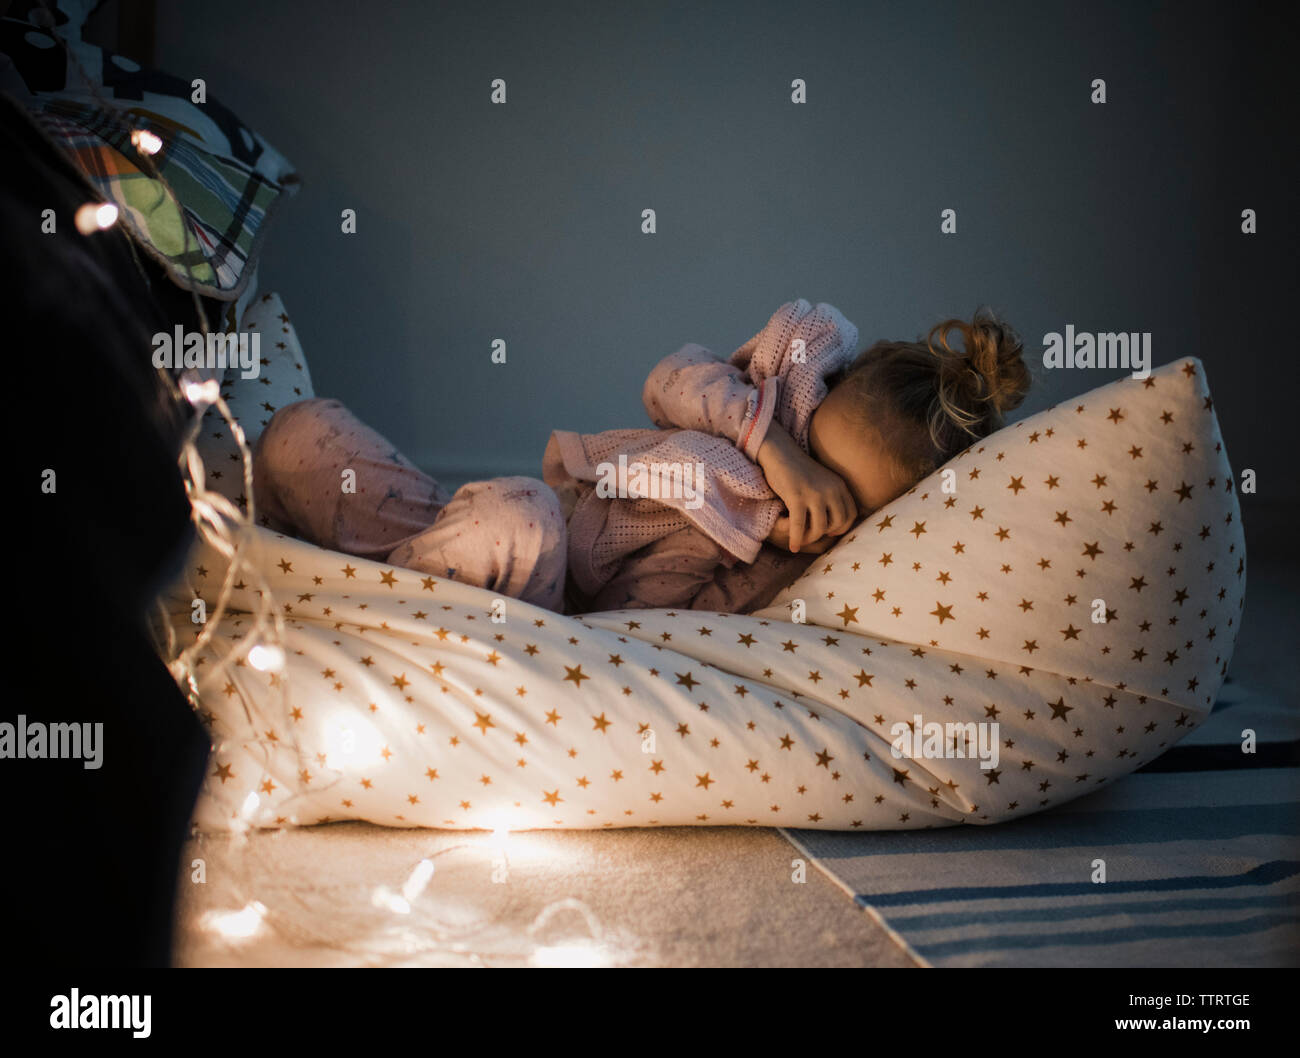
[915,912,1300,960]
[856,859,1300,906]
[885,888,1300,929]
[817,802,1300,859]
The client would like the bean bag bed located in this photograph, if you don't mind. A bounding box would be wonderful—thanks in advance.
[167,330,1244,833]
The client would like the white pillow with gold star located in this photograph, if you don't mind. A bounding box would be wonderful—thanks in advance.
[193,291,314,513]
[756,357,1246,720]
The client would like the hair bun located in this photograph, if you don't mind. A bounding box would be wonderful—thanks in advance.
[929,308,1030,435]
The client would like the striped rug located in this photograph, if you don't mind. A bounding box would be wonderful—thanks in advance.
[782,675,1300,967]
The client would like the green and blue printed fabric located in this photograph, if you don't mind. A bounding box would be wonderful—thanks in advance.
[2,15,298,301]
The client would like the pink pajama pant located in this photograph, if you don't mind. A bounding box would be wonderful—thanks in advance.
[253,399,812,614]
[253,399,567,610]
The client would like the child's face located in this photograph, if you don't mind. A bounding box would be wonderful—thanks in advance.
[808,386,910,519]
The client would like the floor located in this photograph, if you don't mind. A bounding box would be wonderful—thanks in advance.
[175,823,919,967]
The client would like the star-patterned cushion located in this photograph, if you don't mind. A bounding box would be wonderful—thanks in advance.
[193,291,314,512]
[756,357,1245,718]
[169,356,1244,834]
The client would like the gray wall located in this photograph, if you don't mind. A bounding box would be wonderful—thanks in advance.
[156,0,1295,553]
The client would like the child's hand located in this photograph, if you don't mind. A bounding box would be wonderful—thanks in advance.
[756,422,856,553]
[767,515,838,555]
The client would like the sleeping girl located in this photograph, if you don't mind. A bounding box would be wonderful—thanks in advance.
[253,299,1030,616]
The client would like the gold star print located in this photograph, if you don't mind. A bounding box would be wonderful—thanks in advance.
[342,564,356,578]
[591,713,612,733]
[675,672,699,691]
[563,665,590,686]
[836,605,860,626]
[930,602,955,624]
[472,711,495,734]
[277,559,293,573]
[213,762,234,783]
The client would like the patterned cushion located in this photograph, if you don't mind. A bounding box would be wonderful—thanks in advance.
[193,292,313,512]
[2,16,298,301]
[167,357,1245,833]
[759,357,1245,717]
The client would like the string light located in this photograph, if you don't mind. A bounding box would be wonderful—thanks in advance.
[47,29,312,833]
[200,901,267,942]
[43,13,635,969]
[73,200,117,234]
[178,369,221,410]
[129,127,162,155]
[246,643,285,673]
[401,859,436,903]
[185,832,640,966]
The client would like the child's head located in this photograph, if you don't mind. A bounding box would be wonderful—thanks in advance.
[809,308,1031,516]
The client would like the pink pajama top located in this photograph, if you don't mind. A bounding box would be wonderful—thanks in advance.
[544,299,860,596]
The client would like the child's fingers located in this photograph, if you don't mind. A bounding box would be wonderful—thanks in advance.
[769,515,790,550]
[806,503,827,549]
[826,493,851,536]
[787,501,805,552]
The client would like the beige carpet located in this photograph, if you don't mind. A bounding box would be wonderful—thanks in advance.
[174,824,919,967]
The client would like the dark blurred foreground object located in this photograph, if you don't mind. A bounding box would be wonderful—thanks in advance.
[1,89,211,966]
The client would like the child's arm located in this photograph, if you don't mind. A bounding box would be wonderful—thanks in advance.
[756,420,856,553]
[641,344,776,462]
[642,300,859,460]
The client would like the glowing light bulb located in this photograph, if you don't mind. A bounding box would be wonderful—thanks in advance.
[401,859,435,903]
[201,901,266,940]
[370,886,410,915]
[75,201,119,234]
[247,643,285,672]
[180,372,221,408]
[240,791,260,818]
[130,128,163,155]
